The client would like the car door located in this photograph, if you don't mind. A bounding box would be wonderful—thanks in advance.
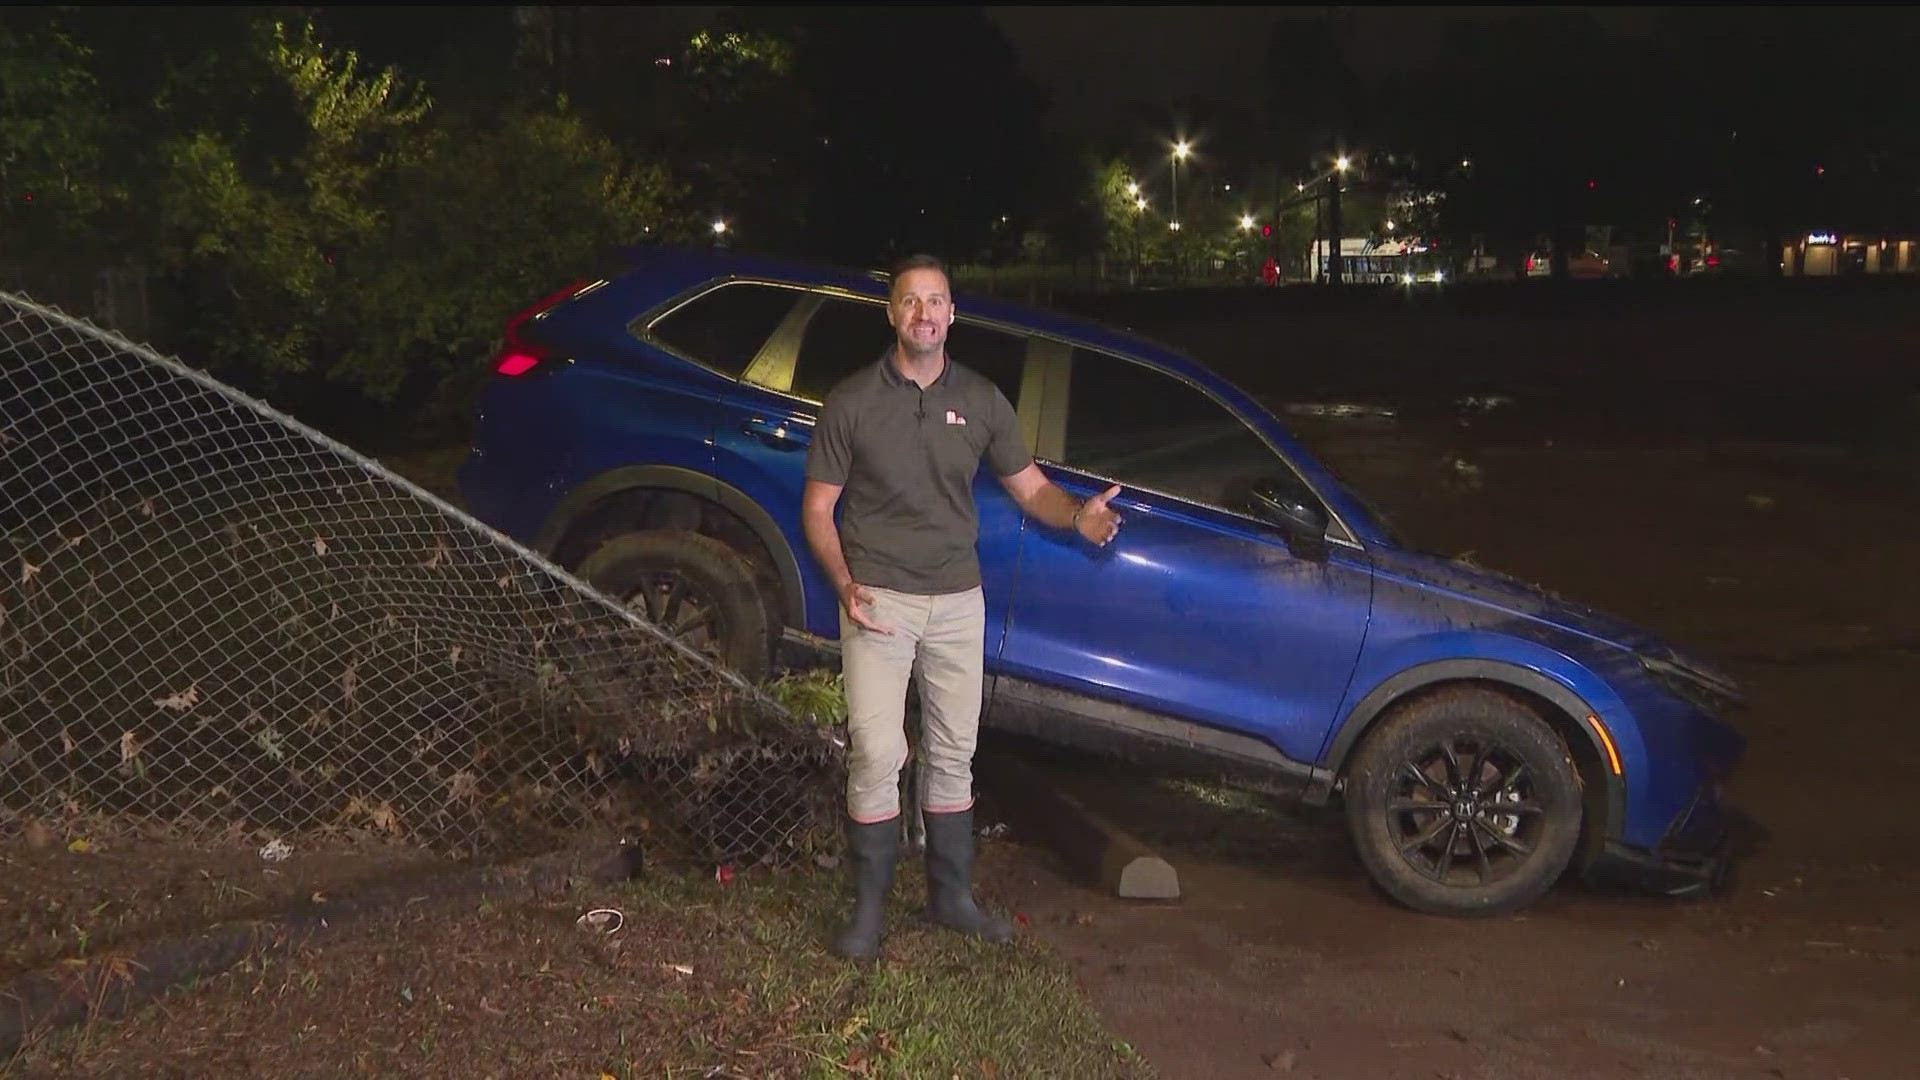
[997,342,1373,766]
[712,292,1034,649]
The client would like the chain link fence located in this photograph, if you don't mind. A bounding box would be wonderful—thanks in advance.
[0,291,846,866]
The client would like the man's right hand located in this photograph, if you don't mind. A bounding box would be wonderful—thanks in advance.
[839,580,893,635]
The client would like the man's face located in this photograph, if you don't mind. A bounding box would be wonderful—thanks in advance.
[888,268,952,358]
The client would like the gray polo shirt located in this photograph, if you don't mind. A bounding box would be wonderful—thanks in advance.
[806,349,1032,595]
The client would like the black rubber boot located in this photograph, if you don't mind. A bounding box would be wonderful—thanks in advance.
[923,807,1014,943]
[830,815,899,960]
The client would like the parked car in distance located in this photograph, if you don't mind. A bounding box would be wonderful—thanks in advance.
[458,247,1745,917]
[1526,250,1612,279]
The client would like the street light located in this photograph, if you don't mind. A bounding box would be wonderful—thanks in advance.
[1134,197,1147,211]
[1171,139,1192,225]
[711,220,729,236]
[1239,214,1255,231]
[1126,181,1140,198]
[1335,155,1351,172]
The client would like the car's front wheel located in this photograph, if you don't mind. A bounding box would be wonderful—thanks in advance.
[1345,687,1584,917]
[575,529,771,681]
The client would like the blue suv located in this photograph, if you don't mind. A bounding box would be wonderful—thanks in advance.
[458,247,1745,916]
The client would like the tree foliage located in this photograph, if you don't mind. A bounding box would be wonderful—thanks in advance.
[0,21,116,260]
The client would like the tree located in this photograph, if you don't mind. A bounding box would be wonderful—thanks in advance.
[156,19,432,388]
[731,7,1056,266]
[353,105,689,426]
[0,20,116,263]
[1089,156,1161,277]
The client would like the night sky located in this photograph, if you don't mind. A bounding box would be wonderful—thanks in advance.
[984,6,1661,137]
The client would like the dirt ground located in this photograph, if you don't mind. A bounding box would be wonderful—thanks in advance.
[973,283,1920,1080]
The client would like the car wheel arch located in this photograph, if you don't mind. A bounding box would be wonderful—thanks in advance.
[1315,659,1624,856]
[535,465,806,632]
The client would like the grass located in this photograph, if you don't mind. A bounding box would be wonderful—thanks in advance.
[10,852,1154,1079]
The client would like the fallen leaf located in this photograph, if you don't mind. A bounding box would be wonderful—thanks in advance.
[715,865,736,885]
[369,802,400,835]
[1262,1050,1297,1071]
[67,838,94,854]
[447,771,479,801]
[152,685,201,712]
[20,560,39,586]
[313,535,330,556]
[24,820,55,850]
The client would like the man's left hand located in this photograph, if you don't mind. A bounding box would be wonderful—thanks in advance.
[1076,485,1124,547]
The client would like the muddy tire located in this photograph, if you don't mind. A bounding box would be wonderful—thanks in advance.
[575,529,771,681]
[1345,687,1584,917]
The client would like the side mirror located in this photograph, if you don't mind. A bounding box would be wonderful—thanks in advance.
[1250,481,1331,560]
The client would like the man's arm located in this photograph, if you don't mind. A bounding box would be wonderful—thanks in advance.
[801,478,890,633]
[999,464,1123,547]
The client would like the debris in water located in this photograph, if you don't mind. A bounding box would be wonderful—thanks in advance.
[1282,401,1397,420]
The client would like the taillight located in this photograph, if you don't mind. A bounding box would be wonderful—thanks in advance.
[493,279,592,377]
[495,352,542,376]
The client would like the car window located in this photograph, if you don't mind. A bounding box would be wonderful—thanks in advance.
[1059,348,1286,512]
[643,282,802,378]
[789,298,897,402]
[944,319,1028,410]
[785,297,1030,410]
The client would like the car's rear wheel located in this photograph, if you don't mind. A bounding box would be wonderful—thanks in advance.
[1345,687,1584,917]
[575,529,771,681]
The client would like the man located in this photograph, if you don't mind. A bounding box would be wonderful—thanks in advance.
[802,254,1123,961]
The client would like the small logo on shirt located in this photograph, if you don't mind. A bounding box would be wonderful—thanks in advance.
[944,409,967,425]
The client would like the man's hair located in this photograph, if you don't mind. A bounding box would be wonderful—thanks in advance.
[888,253,950,297]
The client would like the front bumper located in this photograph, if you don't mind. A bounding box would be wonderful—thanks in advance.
[1585,781,1734,898]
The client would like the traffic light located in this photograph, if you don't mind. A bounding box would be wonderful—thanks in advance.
[1261,222,1273,238]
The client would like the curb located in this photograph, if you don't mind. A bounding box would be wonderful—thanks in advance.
[978,750,1179,901]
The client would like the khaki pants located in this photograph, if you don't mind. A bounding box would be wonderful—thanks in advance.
[840,586,986,823]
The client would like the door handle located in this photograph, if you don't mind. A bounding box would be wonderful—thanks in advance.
[741,418,811,449]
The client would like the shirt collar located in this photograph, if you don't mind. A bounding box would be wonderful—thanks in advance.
[878,345,954,388]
